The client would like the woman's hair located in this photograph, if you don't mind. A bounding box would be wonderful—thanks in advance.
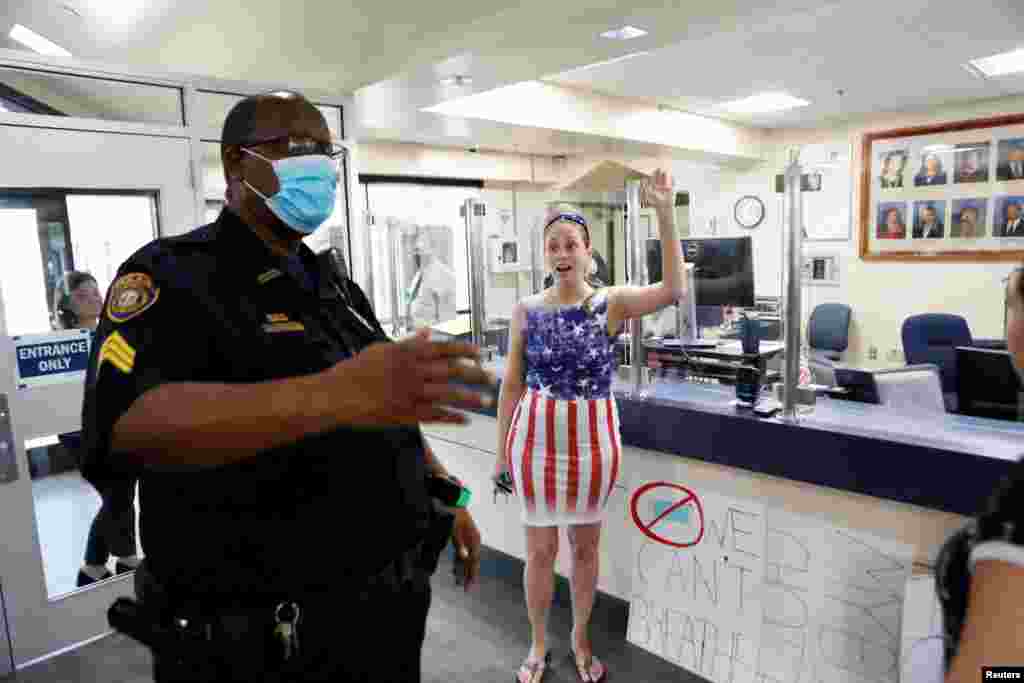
[543,203,590,246]
[54,270,97,329]
[885,207,904,225]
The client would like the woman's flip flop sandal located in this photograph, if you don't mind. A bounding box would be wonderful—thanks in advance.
[515,651,550,683]
[569,650,607,683]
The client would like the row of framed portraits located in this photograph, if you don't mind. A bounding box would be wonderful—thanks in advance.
[876,196,1024,241]
[876,138,1024,189]
[861,113,1024,262]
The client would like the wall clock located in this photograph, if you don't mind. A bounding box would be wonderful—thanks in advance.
[734,195,765,229]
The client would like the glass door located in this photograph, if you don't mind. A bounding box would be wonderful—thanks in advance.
[364,183,480,338]
[0,124,195,668]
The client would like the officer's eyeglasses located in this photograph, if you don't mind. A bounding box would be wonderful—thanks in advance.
[243,136,348,161]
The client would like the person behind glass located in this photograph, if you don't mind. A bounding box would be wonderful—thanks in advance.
[80,92,489,683]
[496,171,686,683]
[408,227,456,328]
[938,266,1024,680]
[54,271,103,331]
[54,272,141,587]
[915,153,948,186]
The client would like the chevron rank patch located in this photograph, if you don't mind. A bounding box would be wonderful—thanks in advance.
[98,331,136,374]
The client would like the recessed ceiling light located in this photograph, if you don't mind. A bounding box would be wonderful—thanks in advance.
[719,92,810,114]
[600,26,647,40]
[8,24,72,57]
[968,47,1024,78]
[440,75,473,87]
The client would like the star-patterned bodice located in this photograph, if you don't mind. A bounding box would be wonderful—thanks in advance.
[524,289,618,400]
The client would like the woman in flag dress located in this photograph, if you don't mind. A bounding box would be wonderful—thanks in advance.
[496,170,687,683]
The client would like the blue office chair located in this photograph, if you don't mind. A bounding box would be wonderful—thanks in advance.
[808,303,852,362]
[901,314,973,412]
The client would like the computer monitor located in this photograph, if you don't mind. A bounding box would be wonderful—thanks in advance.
[957,347,1021,421]
[833,368,881,404]
[696,305,725,329]
[646,236,755,307]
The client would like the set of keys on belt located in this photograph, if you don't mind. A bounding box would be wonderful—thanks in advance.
[274,602,301,662]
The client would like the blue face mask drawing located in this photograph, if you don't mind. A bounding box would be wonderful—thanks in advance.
[242,149,338,234]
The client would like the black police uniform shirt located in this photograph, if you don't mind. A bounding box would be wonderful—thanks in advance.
[80,209,431,601]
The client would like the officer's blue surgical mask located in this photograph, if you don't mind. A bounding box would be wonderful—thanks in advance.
[242,149,338,235]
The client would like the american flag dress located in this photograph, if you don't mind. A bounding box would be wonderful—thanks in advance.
[505,289,622,526]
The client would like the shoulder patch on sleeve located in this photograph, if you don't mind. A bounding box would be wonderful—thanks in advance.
[107,273,159,323]
[98,331,136,374]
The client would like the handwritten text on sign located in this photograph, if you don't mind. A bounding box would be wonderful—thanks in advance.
[627,486,913,683]
[13,330,92,389]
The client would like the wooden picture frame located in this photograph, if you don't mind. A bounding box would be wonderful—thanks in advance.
[860,113,1024,262]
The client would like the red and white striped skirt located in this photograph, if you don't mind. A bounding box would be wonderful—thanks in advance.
[505,389,622,526]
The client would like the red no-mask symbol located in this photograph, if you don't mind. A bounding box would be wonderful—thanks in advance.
[630,482,705,549]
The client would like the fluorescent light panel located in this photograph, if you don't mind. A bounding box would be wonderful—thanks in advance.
[600,25,647,40]
[969,47,1024,78]
[719,92,810,114]
[9,24,71,57]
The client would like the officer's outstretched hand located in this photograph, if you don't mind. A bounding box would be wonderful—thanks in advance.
[332,328,495,426]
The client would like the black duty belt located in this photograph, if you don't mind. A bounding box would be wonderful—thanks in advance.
[114,540,431,668]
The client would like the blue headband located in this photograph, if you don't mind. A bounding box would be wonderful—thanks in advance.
[543,213,590,241]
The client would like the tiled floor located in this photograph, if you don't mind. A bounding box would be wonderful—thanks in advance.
[8,551,702,683]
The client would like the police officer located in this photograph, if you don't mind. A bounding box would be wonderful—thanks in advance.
[81,91,491,682]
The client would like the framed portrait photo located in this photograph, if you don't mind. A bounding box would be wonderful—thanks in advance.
[860,113,1024,262]
[951,198,988,239]
[876,201,908,240]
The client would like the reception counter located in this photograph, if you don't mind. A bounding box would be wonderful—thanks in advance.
[423,360,1022,607]
[473,362,1020,515]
